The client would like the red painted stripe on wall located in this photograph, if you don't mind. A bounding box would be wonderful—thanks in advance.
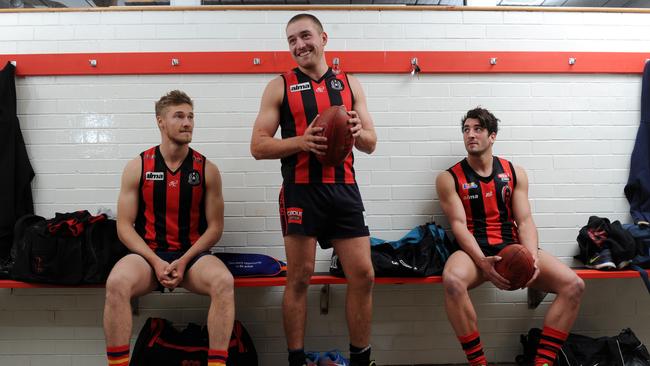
[1,51,649,76]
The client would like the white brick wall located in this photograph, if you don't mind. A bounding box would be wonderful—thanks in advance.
[1,7,650,366]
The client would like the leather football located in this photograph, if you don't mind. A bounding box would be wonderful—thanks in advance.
[312,105,355,166]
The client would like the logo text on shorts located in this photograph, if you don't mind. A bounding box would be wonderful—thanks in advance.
[290,82,311,92]
[145,171,164,181]
[286,207,304,224]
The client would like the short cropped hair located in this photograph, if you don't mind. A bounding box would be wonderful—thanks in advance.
[461,107,499,135]
[286,13,324,34]
[155,90,193,117]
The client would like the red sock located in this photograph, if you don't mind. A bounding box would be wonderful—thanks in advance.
[106,345,129,366]
[208,349,228,366]
[458,331,488,366]
[535,326,569,366]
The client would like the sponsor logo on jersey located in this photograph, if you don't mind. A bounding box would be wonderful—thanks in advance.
[462,182,478,190]
[485,191,493,198]
[286,207,304,224]
[188,170,201,186]
[463,194,479,201]
[145,171,164,181]
[498,173,510,182]
[328,78,344,91]
[168,180,178,188]
[290,82,311,92]
[315,85,326,93]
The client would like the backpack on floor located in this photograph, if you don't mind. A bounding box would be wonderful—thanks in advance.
[516,327,650,366]
[132,317,258,366]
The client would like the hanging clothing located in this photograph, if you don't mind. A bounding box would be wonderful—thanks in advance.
[625,62,650,225]
[0,62,34,259]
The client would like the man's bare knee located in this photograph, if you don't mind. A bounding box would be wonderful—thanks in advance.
[561,275,585,305]
[209,270,234,298]
[443,270,469,298]
[105,272,135,304]
[347,265,374,290]
[287,263,314,292]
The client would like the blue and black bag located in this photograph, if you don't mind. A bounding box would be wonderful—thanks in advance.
[330,222,457,277]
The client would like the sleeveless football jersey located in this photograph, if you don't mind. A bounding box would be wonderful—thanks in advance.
[448,156,518,248]
[280,67,355,184]
[134,146,207,252]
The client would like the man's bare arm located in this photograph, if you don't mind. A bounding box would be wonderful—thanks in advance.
[511,166,540,285]
[116,157,170,281]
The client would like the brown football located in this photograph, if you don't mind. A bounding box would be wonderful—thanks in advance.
[494,244,535,290]
[312,105,355,166]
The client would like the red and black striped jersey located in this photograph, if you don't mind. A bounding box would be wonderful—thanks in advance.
[134,146,207,252]
[448,156,519,248]
[280,67,355,184]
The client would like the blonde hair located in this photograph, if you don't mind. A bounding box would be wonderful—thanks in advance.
[155,90,193,117]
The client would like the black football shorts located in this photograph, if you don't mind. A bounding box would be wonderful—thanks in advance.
[279,183,369,249]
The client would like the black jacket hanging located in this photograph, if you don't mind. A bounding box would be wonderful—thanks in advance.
[625,61,650,225]
[0,62,34,260]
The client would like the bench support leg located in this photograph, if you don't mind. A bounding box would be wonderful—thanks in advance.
[527,287,548,309]
[320,284,330,315]
[131,297,139,315]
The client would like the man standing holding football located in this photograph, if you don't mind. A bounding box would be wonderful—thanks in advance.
[250,13,378,366]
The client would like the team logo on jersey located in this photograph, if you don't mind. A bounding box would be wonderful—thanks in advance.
[290,82,311,92]
[498,173,510,182]
[502,185,512,206]
[286,207,303,224]
[145,171,164,181]
[462,182,478,190]
[188,170,201,186]
[328,78,344,91]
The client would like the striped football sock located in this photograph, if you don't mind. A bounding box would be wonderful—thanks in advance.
[458,331,488,366]
[208,349,228,366]
[106,345,129,366]
[535,326,568,366]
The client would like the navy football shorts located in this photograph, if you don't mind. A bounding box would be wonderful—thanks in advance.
[279,183,369,249]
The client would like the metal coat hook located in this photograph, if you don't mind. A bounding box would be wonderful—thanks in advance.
[253,57,261,65]
[332,57,340,74]
[569,57,576,65]
[89,59,97,67]
[171,58,180,66]
[490,57,498,65]
[410,57,420,76]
